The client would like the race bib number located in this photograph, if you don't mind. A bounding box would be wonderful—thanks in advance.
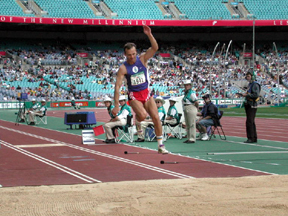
[131,72,146,86]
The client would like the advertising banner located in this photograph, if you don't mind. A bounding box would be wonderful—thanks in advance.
[77,53,88,57]
[1,16,288,27]
[243,52,253,58]
[95,101,105,107]
[50,101,89,108]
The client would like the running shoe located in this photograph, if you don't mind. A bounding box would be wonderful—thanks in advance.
[158,145,169,154]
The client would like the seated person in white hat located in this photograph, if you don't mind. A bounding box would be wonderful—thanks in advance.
[103,96,115,121]
[135,96,166,142]
[102,96,115,143]
[103,95,132,143]
[71,97,80,109]
[20,98,40,122]
[28,99,47,125]
[164,97,180,125]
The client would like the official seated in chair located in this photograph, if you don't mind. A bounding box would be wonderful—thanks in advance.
[71,97,80,109]
[135,96,166,142]
[28,99,47,125]
[20,98,40,122]
[164,97,182,139]
[103,96,115,120]
[196,94,218,141]
[164,97,179,125]
[103,95,132,143]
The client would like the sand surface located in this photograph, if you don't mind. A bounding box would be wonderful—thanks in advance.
[1,175,288,216]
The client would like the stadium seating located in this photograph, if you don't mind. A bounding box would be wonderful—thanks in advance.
[243,0,288,20]
[104,0,163,20]
[171,0,231,20]
[1,0,34,17]
[33,0,99,18]
[1,0,288,20]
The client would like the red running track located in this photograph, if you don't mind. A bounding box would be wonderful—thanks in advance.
[220,117,288,142]
[0,119,270,187]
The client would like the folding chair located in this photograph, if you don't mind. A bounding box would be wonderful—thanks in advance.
[164,113,183,140]
[145,121,167,142]
[35,112,48,125]
[145,124,156,141]
[208,110,226,140]
[114,115,134,143]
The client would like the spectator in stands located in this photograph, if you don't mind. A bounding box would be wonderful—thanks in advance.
[103,95,132,143]
[196,94,218,141]
[135,96,166,142]
[28,99,47,125]
[182,80,199,144]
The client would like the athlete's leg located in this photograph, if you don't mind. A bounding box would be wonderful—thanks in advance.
[144,97,168,153]
[129,99,147,122]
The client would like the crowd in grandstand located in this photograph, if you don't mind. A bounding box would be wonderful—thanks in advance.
[0,43,288,103]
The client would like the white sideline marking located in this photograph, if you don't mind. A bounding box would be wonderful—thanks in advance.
[208,151,288,155]
[15,144,67,148]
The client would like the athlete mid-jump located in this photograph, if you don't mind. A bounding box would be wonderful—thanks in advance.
[112,25,168,154]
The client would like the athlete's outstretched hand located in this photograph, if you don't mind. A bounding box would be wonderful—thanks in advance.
[143,25,151,36]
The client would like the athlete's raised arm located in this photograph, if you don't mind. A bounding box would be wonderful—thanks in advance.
[142,25,158,64]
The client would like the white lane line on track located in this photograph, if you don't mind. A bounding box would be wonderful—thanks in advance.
[15,144,67,148]
[0,140,101,183]
[215,139,288,150]
[215,135,287,144]
[226,131,288,138]
[0,125,194,179]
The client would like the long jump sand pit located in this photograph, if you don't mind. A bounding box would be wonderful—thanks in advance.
[1,175,288,216]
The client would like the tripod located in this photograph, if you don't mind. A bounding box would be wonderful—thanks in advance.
[15,100,27,126]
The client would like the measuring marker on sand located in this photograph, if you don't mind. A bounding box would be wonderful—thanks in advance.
[160,160,178,164]
[124,151,140,154]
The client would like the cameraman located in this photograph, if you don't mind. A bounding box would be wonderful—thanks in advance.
[241,72,261,143]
